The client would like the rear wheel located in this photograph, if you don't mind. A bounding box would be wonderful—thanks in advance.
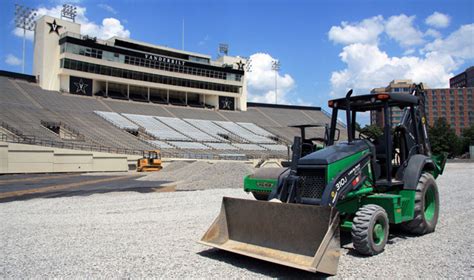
[252,192,269,201]
[401,173,439,235]
[352,204,389,256]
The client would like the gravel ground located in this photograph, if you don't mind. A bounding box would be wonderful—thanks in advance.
[138,161,255,191]
[0,162,473,278]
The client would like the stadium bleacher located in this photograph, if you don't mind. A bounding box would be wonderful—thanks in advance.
[0,75,342,159]
[213,121,275,144]
[95,111,140,131]
[123,114,190,141]
[168,141,210,150]
[155,116,219,142]
[237,122,275,137]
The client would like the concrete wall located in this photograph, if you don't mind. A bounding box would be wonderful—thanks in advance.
[0,141,140,174]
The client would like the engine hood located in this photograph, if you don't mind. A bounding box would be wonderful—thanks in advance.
[298,140,369,165]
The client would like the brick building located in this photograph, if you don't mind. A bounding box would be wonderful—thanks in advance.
[370,80,413,127]
[370,80,474,135]
[425,87,474,135]
[450,66,474,88]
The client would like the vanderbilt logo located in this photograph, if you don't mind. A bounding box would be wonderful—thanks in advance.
[47,19,62,35]
[144,54,185,65]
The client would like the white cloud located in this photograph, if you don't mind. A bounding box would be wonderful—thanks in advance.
[246,53,300,104]
[12,4,130,41]
[385,14,425,47]
[423,24,474,60]
[5,54,22,66]
[425,12,450,28]
[425,28,442,39]
[329,18,474,100]
[330,43,456,98]
[328,16,384,45]
[98,4,117,14]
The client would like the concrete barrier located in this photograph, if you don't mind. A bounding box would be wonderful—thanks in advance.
[0,141,140,174]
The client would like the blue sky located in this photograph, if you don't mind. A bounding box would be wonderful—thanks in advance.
[1,0,473,121]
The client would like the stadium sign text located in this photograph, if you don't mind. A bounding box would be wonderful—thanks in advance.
[144,54,185,66]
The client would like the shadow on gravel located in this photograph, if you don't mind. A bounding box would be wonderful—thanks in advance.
[198,249,330,279]
[0,180,173,203]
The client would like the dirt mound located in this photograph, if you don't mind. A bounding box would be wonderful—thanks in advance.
[139,161,255,190]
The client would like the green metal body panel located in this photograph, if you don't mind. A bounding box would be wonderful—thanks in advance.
[243,175,277,193]
[326,150,368,182]
[431,153,448,178]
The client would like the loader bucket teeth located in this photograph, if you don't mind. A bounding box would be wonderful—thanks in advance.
[199,197,341,275]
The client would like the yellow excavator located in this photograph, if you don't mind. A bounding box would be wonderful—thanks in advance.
[137,150,162,172]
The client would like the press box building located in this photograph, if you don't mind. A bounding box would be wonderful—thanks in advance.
[33,15,248,111]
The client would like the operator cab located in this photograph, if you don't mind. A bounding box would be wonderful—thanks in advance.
[327,85,431,187]
[289,124,334,156]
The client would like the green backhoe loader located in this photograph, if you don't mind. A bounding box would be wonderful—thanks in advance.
[200,84,447,275]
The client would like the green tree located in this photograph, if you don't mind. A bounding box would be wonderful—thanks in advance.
[360,124,383,140]
[428,118,461,157]
[460,124,474,153]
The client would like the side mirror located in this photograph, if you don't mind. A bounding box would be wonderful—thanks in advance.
[334,128,340,141]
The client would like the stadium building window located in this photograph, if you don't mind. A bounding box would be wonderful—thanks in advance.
[61,58,240,94]
[62,42,242,82]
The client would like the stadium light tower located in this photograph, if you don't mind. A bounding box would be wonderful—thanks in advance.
[272,60,281,104]
[14,4,37,73]
[219,43,229,56]
[61,4,77,22]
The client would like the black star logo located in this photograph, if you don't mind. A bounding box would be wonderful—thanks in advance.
[74,79,88,94]
[222,98,233,109]
[236,60,245,71]
[47,20,62,35]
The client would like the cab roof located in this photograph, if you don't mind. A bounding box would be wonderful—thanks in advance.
[328,93,419,112]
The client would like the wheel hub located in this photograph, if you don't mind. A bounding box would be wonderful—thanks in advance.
[373,223,385,245]
[424,185,436,222]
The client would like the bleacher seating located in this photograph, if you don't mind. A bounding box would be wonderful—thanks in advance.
[95,111,139,131]
[147,140,174,149]
[155,116,218,142]
[123,114,189,141]
[261,144,289,151]
[237,122,275,137]
[183,119,230,142]
[205,142,238,150]
[233,144,266,151]
[214,121,275,144]
[168,141,210,150]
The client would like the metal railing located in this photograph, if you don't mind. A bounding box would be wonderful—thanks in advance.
[0,134,288,161]
[0,133,145,156]
[1,121,24,136]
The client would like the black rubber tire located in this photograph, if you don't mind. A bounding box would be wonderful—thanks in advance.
[252,192,269,201]
[352,204,389,256]
[401,173,439,235]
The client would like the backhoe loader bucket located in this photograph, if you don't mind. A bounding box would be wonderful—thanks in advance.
[199,197,341,275]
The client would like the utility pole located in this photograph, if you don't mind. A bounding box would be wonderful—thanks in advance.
[14,4,37,74]
[182,19,185,50]
[272,60,281,104]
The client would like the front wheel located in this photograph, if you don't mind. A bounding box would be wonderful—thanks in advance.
[352,204,389,256]
[401,173,439,235]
